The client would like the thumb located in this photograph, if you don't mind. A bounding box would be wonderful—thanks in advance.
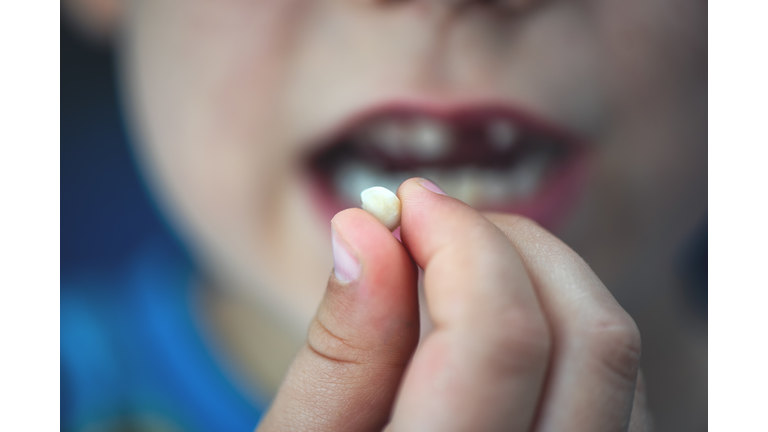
[257,208,420,432]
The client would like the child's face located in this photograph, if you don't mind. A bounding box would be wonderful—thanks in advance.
[121,0,706,324]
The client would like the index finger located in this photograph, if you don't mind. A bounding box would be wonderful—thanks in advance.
[387,178,551,432]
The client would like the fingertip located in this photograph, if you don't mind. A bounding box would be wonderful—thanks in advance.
[328,207,418,320]
[396,177,447,203]
[397,177,493,267]
[330,207,372,230]
[417,178,447,195]
[263,208,420,432]
[331,208,408,276]
[396,178,458,232]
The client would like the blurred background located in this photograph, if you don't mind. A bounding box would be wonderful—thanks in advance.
[61,17,172,280]
[60,11,707,319]
[61,6,707,431]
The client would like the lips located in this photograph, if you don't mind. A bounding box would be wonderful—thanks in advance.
[303,103,589,230]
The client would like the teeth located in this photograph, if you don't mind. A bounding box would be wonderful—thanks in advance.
[378,174,403,196]
[481,170,511,201]
[335,116,553,208]
[360,186,401,231]
[487,119,519,151]
[335,163,379,202]
[366,120,407,158]
[363,118,453,161]
[406,119,453,161]
[437,168,476,206]
[504,154,549,199]
[334,154,551,208]
[334,163,409,204]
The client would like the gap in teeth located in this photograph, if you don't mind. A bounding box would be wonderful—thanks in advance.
[333,115,558,207]
[487,119,519,151]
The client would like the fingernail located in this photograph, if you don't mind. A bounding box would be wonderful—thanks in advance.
[332,228,361,283]
[418,178,447,196]
[392,226,402,243]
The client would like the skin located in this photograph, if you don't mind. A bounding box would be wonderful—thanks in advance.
[68,0,706,429]
[260,179,650,431]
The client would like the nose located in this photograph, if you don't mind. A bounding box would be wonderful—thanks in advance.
[429,0,538,12]
[365,0,537,13]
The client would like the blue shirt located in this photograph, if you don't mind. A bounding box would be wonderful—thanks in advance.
[61,240,267,431]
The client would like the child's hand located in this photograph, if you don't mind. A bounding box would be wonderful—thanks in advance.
[257,178,651,432]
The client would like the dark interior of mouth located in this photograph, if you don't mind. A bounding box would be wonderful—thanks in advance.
[306,112,576,207]
[312,132,567,171]
[316,114,569,166]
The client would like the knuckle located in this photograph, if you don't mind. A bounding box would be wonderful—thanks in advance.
[486,308,551,373]
[585,311,642,385]
[306,316,366,366]
[490,212,539,229]
[486,213,541,238]
[506,214,541,230]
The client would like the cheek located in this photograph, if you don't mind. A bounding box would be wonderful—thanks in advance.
[592,0,706,113]
[594,0,706,204]
[123,0,309,240]
[122,0,333,323]
[559,0,705,287]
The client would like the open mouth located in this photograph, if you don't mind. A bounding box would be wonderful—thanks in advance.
[304,104,589,229]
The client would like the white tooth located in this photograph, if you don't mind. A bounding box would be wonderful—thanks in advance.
[361,186,401,231]
[367,120,407,157]
[516,172,538,198]
[435,171,458,198]
[334,164,355,202]
[407,119,453,161]
[481,170,510,201]
[452,168,482,206]
[335,163,382,203]
[507,155,548,199]
[378,172,402,195]
[487,119,519,151]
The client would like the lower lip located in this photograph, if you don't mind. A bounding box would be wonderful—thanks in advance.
[301,150,590,232]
